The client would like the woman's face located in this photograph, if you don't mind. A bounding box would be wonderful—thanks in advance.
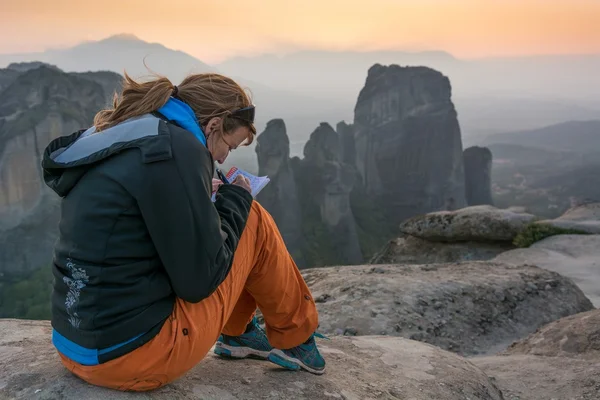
[205,118,251,164]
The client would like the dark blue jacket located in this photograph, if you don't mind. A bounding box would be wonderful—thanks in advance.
[41,113,253,364]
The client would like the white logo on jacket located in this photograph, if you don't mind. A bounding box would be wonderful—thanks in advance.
[63,258,89,328]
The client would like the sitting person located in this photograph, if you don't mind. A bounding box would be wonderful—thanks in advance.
[41,71,325,392]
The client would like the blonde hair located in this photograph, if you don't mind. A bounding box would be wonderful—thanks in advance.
[94,72,256,144]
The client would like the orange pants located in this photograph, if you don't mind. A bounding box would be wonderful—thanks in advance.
[59,202,318,391]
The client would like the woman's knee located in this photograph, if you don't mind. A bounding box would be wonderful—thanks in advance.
[250,201,279,232]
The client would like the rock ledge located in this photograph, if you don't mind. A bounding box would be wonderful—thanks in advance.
[0,319,504,400]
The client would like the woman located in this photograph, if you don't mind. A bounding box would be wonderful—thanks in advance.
[41,72,325,391]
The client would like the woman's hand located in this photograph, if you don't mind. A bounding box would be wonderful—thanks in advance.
[232,175,252,194]
[212,178,223,193]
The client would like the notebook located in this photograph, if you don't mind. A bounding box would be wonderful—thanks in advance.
[211,167,270,201]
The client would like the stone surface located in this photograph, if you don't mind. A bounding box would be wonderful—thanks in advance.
[255,119,305,265]
[0,319,504,400]
[472,310,600,400]
[400,205,536,242]
[352,64,466,223]
[473,354,600,400]
[503,308,600,358]
[369,235,512,265]
[0,64,121,278]
[494,234,600,306]
[535,201,600,234]
[303,262,593,356]
[463,146,493,206]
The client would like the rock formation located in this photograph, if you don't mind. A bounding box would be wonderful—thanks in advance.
[255,120,364,267]
[0,319,507,400]
[495,233,600,306]
[473,309,600,400]
[463,146,493,206]
[255,119,305,265]
[303,262,593,356]
[352,64,466,223]
[298,123,363,265]
[399,205,536,242]
[535,201,600,234]
[0,64,122,279]
[370,205,572,264]
[504,308,600,358]
[336,120,356,167]
[255,64,476,266]
[369,234,514,265]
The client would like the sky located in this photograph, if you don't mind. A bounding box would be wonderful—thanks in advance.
[1,0,599,63]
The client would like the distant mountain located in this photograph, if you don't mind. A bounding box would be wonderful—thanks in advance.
[2,36,599,149]
[217,51,600,139]
[216,51,600,105]
[0,62,62,92]
[487,143,575,165]
[480,120,600,153]
[457,97,600,144]
[0,34,334,114]
[0,35,352,171]
[217,50,459,101]
[486,121,600,218]
[0,34,215,82]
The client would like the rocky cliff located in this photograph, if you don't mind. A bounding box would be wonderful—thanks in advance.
[464,146,493,206]
[352,64,466,222]
[0,63,122,279]
[297,123,363,265]
[257,119,364,267]
[255,119,305,265]
[257,64,475,267]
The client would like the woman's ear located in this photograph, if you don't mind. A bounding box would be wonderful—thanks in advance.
[205,117,222,136]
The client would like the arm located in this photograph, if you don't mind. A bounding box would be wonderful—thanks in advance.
[137,128,253,303]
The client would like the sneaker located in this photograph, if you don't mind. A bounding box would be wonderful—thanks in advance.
[268,333,327,375]
[214,317,273,360]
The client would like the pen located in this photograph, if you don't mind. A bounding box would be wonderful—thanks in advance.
[216,168,230,184]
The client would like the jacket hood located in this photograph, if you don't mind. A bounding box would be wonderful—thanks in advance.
[41,114,166,197]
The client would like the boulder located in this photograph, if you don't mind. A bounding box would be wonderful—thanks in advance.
[494,234,600,306]
[369,235,512,265]
[400,205,536,242]
[503,308,600,358]
[0,319,504,400]
[535,201,600,234]
[303,262,593,356]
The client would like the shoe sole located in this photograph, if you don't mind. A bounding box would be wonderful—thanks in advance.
[267,349,325,375]
[214,342,271,360]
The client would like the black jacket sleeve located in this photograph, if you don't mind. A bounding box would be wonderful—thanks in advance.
[136,126,253,303]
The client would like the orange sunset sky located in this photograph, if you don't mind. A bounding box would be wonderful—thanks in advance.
[1,0,599,63]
